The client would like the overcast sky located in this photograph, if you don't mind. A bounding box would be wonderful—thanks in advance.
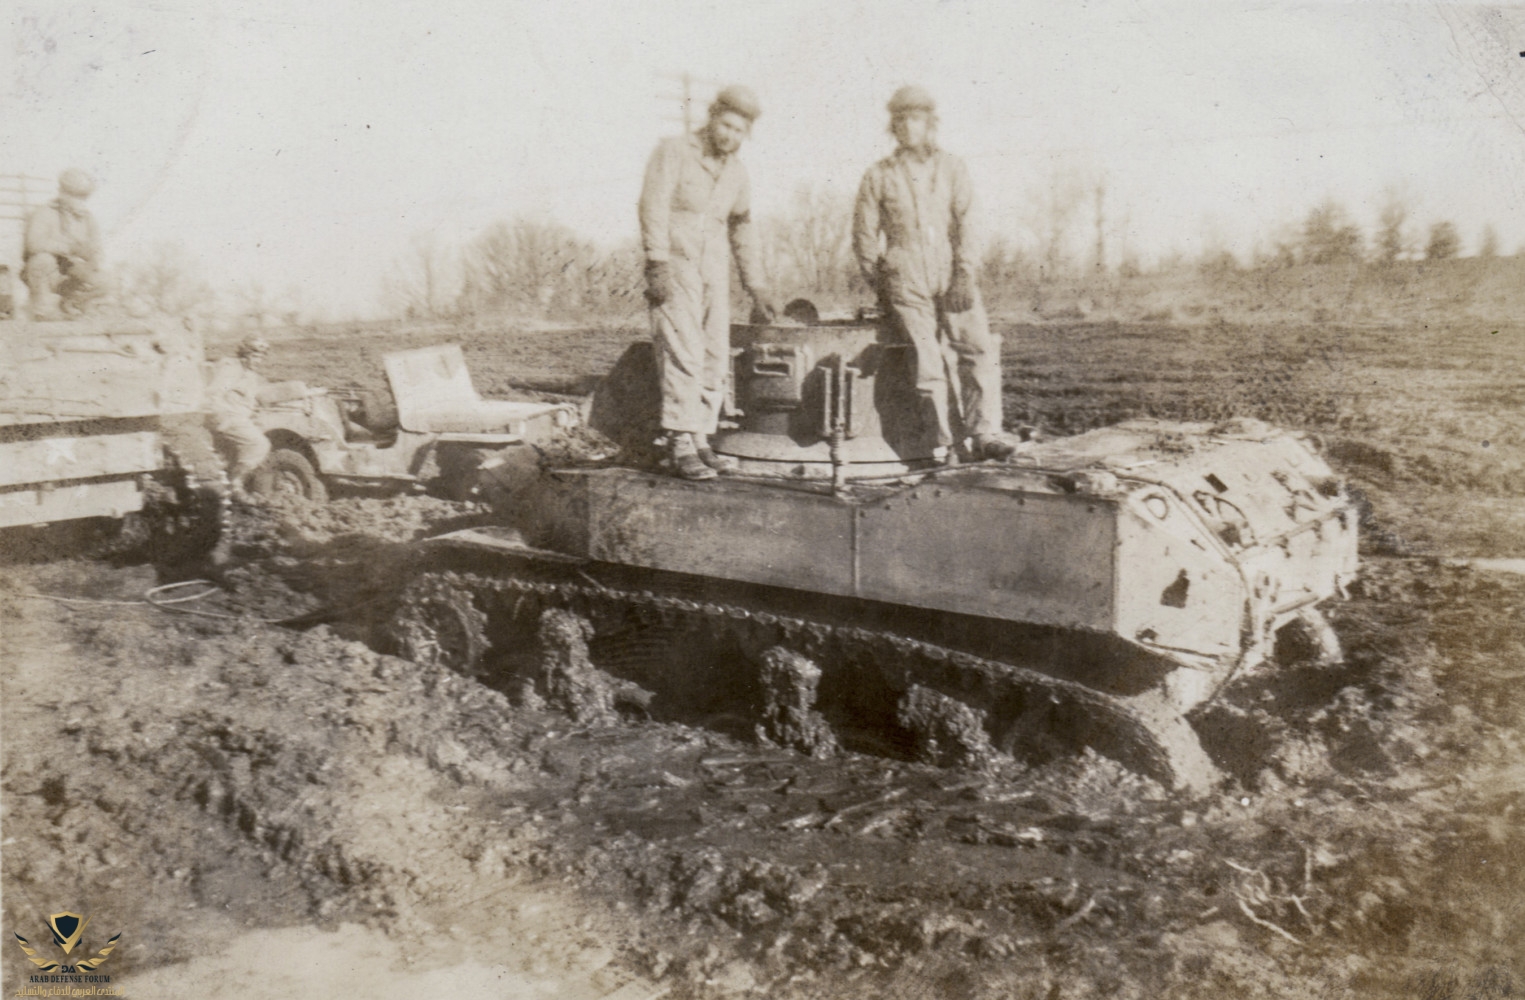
[5,0,1525,318]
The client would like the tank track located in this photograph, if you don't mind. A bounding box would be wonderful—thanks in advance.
[393,567,1222,796]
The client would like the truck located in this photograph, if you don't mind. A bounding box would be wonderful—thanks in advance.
[0,315,223,563]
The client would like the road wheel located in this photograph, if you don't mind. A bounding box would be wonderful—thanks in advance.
[390,573,490,676]
[251,448,329,503]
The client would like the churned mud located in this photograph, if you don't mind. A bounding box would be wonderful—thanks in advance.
[4,320,1522,998]
[4,498,1521,999]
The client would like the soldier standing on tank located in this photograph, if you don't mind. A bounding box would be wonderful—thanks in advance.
[639,84,781,480]
[23,169,105,321]
[853,87,1015,462]
[205,336,275,500]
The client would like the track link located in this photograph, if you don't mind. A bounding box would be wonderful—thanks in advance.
[392,567,1221,795]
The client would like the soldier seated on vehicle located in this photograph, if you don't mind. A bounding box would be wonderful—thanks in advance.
[203,337,306,499]
[23,169,106,321]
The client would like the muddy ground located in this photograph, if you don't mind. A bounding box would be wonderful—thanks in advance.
[2,319,1522,999]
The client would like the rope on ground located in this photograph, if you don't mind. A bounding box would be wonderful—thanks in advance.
[12,579,384,627]
[143,579,281,621]
[1223,858,1308,945]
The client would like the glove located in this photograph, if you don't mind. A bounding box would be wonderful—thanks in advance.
[644,260,674,308]
[861,258,894,314]
[749,289,782,324]
[944,266,975,314]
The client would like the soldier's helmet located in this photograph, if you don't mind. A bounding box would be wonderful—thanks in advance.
[887,85,937,115]
[58,168,96,199]
[236,336,271,360]
[710,84,762,122]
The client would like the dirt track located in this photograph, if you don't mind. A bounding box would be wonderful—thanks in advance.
[3,319,1523,999]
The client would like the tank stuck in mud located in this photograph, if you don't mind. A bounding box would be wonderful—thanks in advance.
[386,312,1360,793]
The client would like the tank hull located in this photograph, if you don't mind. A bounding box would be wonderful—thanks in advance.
[397,318,1360,792]
[491,417,1357,712]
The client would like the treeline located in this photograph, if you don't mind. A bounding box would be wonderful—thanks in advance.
[381,184,1516,324]
[102,184,1516,328]
[380,187,870,324]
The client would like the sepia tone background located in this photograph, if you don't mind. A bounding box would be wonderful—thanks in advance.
[3,3,1522,999]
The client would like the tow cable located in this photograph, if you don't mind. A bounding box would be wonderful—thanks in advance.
[13,579,374,626]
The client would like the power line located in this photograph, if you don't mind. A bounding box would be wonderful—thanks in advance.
[0,174,50,221]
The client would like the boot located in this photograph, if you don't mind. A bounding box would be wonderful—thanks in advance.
[696,436,739,475]
[24,255,64,321]
[668,433,716,481]
[972,434,1017,461]
[28,291,62,322]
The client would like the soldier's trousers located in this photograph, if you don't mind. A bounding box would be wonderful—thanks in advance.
[23,253,102,319]
[651,258,731,436]
[209,411,272,484]
[887,282,1002,448]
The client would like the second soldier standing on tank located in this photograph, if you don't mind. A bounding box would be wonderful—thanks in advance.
[639,85,782,480]
[853,86,1015,462]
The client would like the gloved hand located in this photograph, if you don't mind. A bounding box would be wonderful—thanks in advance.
[644,260,674,308]
[749,289,782,324]
[862,258,896,314]
[944,266,976,314]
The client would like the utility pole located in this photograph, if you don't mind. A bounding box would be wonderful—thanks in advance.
[0,173,48,310]
[656,72,719,132]
[1092,179,1106,276]
[0,173,48,256]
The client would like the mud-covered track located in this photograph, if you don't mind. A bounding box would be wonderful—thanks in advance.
[389,566,1221,793]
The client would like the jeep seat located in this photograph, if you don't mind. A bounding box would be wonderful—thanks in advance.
[382,344,566,436]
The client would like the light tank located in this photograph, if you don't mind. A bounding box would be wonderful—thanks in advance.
[387,312,1359,793]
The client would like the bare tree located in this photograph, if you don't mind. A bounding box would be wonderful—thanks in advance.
[459,216,597,318]
[978,234,1036,310]
[1425,221,1460,261]
[580,239,645,318]
[1478,224,1500,258]
[231,280,277,329]
[1298,200,1363,265]
[980,235,1031,287]
[1025,170,1090,281]
[278,283,307,327]
[1091,178,1107,275]
[1198,249,1239,277]
[115,241,216,320]
[1195,213,1236,276]
[1374,189,1415,265]
[765,184,854,299]
[1253,219,1302,270]
[382,231,460,320]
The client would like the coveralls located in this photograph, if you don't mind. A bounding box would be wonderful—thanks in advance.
[638,132,764,436]
[853,147,1002,449]
[204,357,272,484]
[23,199,102,319]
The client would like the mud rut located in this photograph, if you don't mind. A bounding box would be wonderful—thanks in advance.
[2,494,1523,1000]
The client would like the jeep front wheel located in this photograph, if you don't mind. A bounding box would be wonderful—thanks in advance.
[251,448,329,503]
